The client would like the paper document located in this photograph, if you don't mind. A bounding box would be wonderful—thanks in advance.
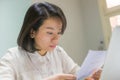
[76,50,106,80]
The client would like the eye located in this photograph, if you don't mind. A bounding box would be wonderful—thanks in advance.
[58,32,62,35]
[47,32,53,35]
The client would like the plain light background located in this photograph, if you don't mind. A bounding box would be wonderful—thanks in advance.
[0,0,31,57]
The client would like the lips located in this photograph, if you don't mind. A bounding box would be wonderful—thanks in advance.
[50,45,56,48]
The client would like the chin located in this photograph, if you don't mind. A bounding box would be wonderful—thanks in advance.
[48,48,55,52]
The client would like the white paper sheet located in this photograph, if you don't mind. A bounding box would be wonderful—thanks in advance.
[76,50,106,80]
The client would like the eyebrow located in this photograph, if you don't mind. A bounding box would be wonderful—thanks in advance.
[46,27,54,30]
[46,27,61,30]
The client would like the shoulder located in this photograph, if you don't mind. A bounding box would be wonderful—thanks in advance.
[7,46,19,53]
[0,46,24,62]
[7,46,24,53]
[0,47,19,68]
[53,45,69,57]
[54,45,65,52]
[54,45,66,54]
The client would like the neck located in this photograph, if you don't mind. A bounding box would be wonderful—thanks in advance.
[38,50,47,56]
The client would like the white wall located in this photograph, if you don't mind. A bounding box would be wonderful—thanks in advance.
[0,0,31,57]
[80,0,105,51]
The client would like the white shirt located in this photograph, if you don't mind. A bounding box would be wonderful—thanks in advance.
[0,46,80,80]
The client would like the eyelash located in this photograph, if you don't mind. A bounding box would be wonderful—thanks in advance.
[58,32,62,35]
[47,32,53,35]
[47,32,61,35]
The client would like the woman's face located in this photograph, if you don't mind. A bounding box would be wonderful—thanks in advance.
[32,18,62,54]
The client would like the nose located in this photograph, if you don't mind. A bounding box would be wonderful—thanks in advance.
[52,35,60,44]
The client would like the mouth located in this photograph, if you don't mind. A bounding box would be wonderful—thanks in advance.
[50,45,56,48]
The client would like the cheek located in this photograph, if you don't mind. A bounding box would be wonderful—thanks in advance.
[42,37,51,43]
[35,35,52,45]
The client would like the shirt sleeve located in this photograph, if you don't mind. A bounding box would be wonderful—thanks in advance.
[58,46,80,74]
[0,52,15,80]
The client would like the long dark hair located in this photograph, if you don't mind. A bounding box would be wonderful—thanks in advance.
[17,2,67,53]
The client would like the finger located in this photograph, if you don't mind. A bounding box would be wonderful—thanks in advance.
[85,69,102,80]
[60,74,76,80]
[92,69,102,76]
[91,69,102,80]
[85,77,94,80]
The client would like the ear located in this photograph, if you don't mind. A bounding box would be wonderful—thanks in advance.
[30,29,36,38]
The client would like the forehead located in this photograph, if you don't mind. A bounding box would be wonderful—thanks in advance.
[41,17,62,30]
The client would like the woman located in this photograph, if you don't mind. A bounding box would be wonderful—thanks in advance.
[0,2,101,80]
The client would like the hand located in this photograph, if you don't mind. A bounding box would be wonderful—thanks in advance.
[44,74,76,80]
[85,69,102,80]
